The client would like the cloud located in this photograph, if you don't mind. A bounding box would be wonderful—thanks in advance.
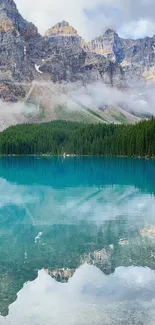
[118,19,155,39]
[63,81,155,116]
[22,81,155,117]
[2,264,155,324]
[0,100,40,131]
[1,80,155,131]
[14,0,155,40]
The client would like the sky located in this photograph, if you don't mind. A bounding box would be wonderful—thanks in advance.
[15,0,155,40]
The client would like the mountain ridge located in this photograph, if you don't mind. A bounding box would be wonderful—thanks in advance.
[0,0,154,129]
[0,0,124,100]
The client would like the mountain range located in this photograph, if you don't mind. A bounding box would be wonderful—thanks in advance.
[0,0,155,128]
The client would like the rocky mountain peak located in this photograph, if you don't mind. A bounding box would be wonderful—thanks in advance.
[104,28,117,37]
[0,0,17,9]
[0,0,18,22]
[56,20,69,27]
[44,20,78,37]
[0,0,38,36]
[1,0,155,120]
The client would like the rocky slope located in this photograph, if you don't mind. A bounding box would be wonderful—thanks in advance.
[89,29,155,83]
[0,1,123,101]
[44,20,89,51]
[0,0,38,101]
[0,0,155,128]
[37,22,124,87]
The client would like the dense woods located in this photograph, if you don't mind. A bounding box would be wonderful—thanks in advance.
[0,119,155,157]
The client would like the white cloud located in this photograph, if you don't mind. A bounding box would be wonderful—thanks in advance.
[0,100,40,131]
[2,80,155,132]
[62,81,155,116]
[118,19,155,39]
[14,0,155,40]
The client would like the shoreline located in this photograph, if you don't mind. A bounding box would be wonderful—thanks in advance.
[0,154,155,160]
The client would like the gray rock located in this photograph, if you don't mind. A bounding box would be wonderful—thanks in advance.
[89,29,155,83]
[0,1,124,102]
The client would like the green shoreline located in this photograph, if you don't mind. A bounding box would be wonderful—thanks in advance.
[0,119,155,157]
[0,154,155,159]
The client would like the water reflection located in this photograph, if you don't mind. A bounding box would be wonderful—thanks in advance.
[1,265,155,325]
[0,157,155,321]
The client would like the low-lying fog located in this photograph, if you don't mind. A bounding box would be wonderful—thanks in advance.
[0,80,155,130]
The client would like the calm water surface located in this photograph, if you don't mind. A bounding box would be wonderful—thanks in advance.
[0,157,155,324]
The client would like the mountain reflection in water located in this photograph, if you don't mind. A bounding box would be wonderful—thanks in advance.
[1,264,155,325]
[0,157,155,324]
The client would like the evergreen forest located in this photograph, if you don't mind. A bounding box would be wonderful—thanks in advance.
[0,119,155,157]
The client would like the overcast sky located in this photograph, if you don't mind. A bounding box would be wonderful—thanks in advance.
[15,0,155,40]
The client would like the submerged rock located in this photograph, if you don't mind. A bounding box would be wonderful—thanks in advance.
[140,225,155,240]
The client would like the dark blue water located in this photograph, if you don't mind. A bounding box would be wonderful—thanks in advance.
[0,157,155,325]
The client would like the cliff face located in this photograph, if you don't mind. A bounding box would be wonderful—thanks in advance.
[0,2,124,102]
[44,20,89,51]
[89,29,155,82]
[41,21,123,85]
[1,0,155,126]
[0,0,38,100]
[1,0,155,95]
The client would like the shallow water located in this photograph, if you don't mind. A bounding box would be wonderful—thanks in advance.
[0,157,155,324]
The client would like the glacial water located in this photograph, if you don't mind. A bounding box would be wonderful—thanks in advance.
[0,156,155,324]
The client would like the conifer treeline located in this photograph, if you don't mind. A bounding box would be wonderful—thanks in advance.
[0,119,155,157]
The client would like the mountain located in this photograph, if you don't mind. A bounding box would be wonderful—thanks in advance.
[0,1,123,100]
[0,0,154,129]
[89,29,155,83]
[45,20,80,37]
[0,0,38,100]
[44,20,89,51]
[33,21,124,89]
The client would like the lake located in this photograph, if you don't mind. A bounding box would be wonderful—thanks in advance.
[0,156,155,325]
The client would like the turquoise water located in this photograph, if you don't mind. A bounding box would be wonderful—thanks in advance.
[0,157,155,324]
